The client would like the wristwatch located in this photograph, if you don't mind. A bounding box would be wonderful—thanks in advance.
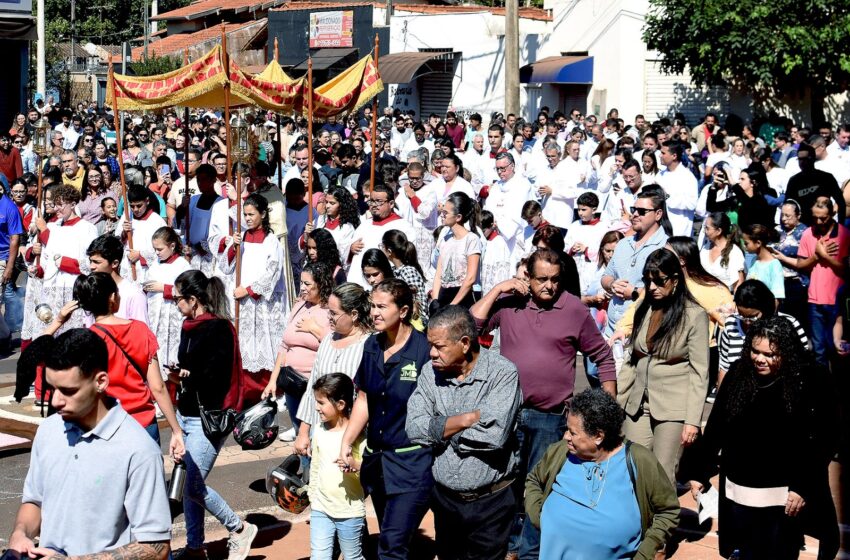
[631,288,639,301]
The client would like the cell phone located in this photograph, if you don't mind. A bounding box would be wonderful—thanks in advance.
[159,164,171,176]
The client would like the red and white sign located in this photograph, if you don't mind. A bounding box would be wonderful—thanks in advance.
[309,11,354,48]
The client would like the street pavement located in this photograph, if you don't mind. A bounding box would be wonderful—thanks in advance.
[1,348,847,558]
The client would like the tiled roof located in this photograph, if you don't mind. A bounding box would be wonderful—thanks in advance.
[153,0,286,21]
[55,42,91,59]
[112,21,264,63]
[272,1,551,21]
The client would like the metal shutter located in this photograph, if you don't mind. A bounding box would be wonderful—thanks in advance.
[419,73,454,119]
[643,60,730,125]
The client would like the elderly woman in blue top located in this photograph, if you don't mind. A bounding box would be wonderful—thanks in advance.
[339,278,433,559]
[525,388,680,560]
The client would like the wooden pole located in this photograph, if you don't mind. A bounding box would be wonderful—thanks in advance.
[183,105,191,246]
[369,34,380,197]
[275,38,283,191]
[222,25,233,235]
[307,57,314,222]
[34,162,44,270]
[108,61,136,280]
[234,169,242,331]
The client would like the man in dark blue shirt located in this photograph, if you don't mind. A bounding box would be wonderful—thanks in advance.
[0,176,24,353]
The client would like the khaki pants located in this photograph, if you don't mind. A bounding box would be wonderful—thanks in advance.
[623,400,683,485]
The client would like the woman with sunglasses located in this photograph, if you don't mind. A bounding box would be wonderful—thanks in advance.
[717,279,808,387]
[121,132,147,166]
[617,248,709,485]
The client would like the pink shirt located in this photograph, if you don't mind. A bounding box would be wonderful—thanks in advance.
[798,222,849,305]
[279,301,332,375]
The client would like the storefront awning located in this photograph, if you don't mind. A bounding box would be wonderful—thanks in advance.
[520,55,593,84]
[379,51,459,84]
[0,12,36,40]
[292,48,359,71]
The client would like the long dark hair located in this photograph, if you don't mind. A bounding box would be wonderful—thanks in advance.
[704,211,741,268]
[382,230,424,278]
[632,248,694,355]
[721,316,810,419]
[73,272,118,317]
[243,193,271,234]
[733,279,777,318]
[445,191,480,233]
[361,248,394,281]
[306,228,341,270]
[175,270,231,321]
[327,186,360,228]
[667,236,723,287]
[301,261,334,305]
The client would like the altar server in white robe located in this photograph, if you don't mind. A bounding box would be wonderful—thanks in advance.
[118,185,167,282]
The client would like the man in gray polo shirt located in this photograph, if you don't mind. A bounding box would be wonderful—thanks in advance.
[406,305,522,560]
[601,186,671,334]
[7,329,172,560]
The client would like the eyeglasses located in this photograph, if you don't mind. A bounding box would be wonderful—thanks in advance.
[495,164,512,173]
[733,313,762,324]
[11,190,26,196]
[368,198,389,206]
[630,206,656,216]
[408,176,423,183]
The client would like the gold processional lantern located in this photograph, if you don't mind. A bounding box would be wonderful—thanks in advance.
[231,113,250,162]
[32,116,51,157]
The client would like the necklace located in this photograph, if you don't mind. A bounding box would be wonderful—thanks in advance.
[583,454,612,508]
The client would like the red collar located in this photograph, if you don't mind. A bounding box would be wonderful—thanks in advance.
[535,220,551,231]
[244,228,268,243]
[162,253,180,264]
[134,208,154,220]
[584,218,601,226]
[486,229,499,241]
[372,213,402,226]
[325,216,340,230]
[489,148,506,159]
[61,216,81,227]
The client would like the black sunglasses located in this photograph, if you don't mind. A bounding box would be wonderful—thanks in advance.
[630,206,657,216]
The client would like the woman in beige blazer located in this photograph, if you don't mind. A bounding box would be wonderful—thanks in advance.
[618,248,709,484]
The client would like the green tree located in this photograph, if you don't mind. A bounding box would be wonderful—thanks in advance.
[129,53,183,76]
[643,0,850,125]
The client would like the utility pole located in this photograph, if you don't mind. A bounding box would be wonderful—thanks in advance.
[70,0,76,70]
[36,0,45,97]
[143,0,149,60]
[151,0,158,34]
[385,0,392,26]
[504,0,519,116]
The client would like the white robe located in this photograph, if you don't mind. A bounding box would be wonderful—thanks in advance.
[145,256,191,380]
[346,214,416,288]
[218,230,289,373]
[40,217,97,334]
[483,174,535,267]
[395,183,439,275]
[116,211,167,282]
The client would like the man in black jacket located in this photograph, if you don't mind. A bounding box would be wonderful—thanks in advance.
[785,143,845,225]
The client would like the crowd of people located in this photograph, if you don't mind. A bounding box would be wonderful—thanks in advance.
[1,98,848,560]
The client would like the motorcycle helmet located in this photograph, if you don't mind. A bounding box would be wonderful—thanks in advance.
[232,397,279,450]
[266,455,310,514]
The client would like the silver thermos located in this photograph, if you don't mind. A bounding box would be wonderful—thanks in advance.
[168,460,186,501]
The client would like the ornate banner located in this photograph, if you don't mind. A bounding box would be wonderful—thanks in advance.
[311,53,383,118]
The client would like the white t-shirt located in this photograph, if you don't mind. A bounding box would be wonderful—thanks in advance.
[700,245,745,292]
[436,231,482,288]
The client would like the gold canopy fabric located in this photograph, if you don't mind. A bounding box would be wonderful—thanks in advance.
[107,45,384,118]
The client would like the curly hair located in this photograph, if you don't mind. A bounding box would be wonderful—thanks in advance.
[720,315,810,419]
[326,186,360,229]
[302,261,334,305]
[306,228,341,270]
[570,388,625,451]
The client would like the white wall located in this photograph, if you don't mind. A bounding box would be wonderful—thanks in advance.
[388,11,545,118]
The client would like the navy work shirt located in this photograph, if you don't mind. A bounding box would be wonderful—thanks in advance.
[355,329,434,495]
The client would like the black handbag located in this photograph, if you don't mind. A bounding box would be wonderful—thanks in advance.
[276,365,308,398]
[195,391,237,442]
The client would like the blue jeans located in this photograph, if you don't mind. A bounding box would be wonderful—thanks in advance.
[508,407,567,559]
[309,510,365,560]
[0,279,24,346]
[809,303,839,367]
[144,422,161,445]
[178,414,242,549]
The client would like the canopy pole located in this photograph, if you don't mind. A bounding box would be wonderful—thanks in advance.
[183,105,191,250]
[235,167,242,332]
[34,161,44,270]
[222,25,233,236]
[369,33,380,197]
[275,38,283,191]
[307,57,314,223]
[108,61,136,280]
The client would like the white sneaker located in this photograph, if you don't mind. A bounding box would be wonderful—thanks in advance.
[227,521,257,560]
[278,427,296,442]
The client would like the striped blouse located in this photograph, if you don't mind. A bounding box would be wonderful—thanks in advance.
[718,312,808,372]
[296,331,370,427]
